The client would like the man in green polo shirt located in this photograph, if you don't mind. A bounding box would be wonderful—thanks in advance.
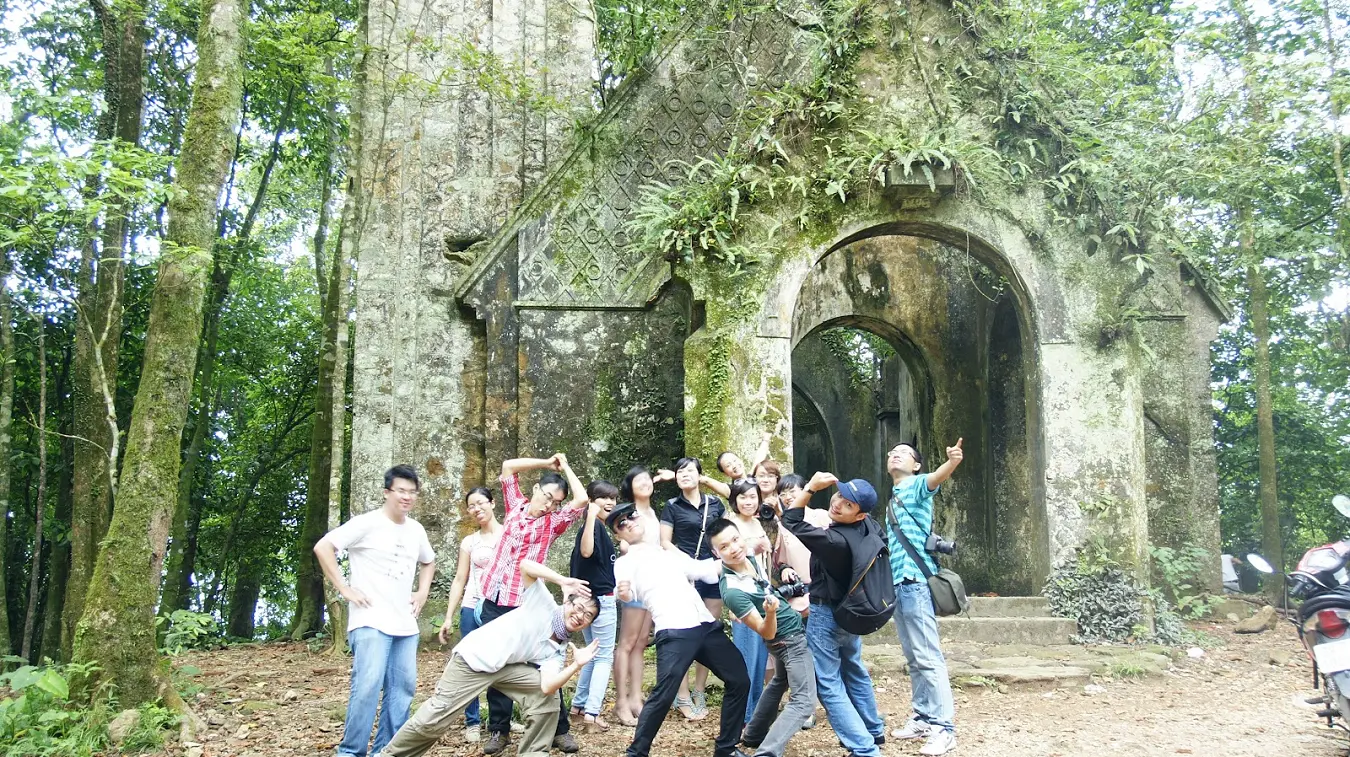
[709,518,816,757]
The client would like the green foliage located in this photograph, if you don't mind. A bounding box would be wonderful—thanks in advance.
[1044,556,1197,646]
[818,328,897,389]
[0,659,109,756]
[1044,557,1146,643]
[0,658,180,755]
[156,610,221,655]
[1150,544,1219,619]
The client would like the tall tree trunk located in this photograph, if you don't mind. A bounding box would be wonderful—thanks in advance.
[1248,260,1283,577]
[162,92,293,615]
[1320,0,1349,210]
[225,561,261,639]
[1230,0,1282,585]
[65,0,147,662]
[0,251,14,657]
[42,349,74,661]
[322,0,369,654]
[291,98,344,642]
[72,0,246,707]
[21,318,48,660]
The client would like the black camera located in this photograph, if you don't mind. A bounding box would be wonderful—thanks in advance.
[759,503,777,520]
[777,581,809,599]
[925,532,957,556]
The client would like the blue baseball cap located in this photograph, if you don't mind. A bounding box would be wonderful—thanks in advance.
[837,479,878,512]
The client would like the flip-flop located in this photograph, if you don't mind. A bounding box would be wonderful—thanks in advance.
[584,716,610,732]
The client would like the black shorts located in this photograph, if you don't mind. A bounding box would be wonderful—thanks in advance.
[696,581,722,601]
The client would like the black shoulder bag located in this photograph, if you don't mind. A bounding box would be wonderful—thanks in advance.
[888,509,969,617]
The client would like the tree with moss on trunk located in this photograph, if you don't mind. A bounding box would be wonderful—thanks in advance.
[71,0,247,708]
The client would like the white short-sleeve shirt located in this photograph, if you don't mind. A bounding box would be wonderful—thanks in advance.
[614,543,720,633]
[455,580,567,678]
[325,509,435,636]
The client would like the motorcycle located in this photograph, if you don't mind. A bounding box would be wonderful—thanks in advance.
[1249,494,1350,730]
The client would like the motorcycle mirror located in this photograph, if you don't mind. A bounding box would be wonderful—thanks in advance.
[1334,494,1350,518]
[1247,553,1274,574]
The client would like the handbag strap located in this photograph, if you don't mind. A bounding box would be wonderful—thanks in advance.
[693,495,711,559]
[887,512,936,580]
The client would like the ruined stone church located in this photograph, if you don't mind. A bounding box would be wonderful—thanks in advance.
[342,0,1225,595]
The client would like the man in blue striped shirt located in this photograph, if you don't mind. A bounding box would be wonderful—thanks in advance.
[884,439,963,756]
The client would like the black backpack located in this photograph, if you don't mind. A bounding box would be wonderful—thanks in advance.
[832,528,897,635]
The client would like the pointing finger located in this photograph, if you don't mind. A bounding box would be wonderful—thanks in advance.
[955,437,963,449]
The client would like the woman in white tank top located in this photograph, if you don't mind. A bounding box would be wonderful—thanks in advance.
[438,487,503,742]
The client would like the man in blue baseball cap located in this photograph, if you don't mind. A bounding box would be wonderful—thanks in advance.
[780,472,888,757]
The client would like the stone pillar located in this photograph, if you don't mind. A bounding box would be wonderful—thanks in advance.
[683,314,793,471]
[1039,341,1150,581]
[348,0,593,554]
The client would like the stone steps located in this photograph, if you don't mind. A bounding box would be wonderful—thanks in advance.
[862,642,1177,687]
[862,596,1076,646]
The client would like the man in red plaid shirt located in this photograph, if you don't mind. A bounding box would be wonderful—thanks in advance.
[479,452,589,755]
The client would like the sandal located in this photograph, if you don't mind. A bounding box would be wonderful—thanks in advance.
[568,705,586,722]
[584,715,610,732]
[673,695,705,721]
[691,690,708,717]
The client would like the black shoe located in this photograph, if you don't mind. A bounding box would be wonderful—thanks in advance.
[874,734,886,746]
[553,733,580,753]
[483,732,509,755]
[727,750,752,757]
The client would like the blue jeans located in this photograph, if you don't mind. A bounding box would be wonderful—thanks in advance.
[894,582,955,732]
[339,627,419,757]
[575,595,617,715]
[804,603,883,757]
[732,620,768,723]
[459,606,483,726]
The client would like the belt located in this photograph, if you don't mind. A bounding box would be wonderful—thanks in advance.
[766,630,805,649]
[900,578,922,585]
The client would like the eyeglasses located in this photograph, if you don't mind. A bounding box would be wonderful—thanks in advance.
[614,511,640,530]
[535,485,565,504]
[388,487,419,497]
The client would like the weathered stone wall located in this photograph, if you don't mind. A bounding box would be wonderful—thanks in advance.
[788,235,1037,592]
[348,0,1228,600]
[347,0,595,566]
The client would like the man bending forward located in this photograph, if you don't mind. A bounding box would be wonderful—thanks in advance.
[374,560,600,757]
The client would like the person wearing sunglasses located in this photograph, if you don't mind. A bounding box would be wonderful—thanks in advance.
[609,502,751,757]
[478,453,589,755]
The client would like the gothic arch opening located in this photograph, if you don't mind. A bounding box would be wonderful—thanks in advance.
[789,231,1048,594]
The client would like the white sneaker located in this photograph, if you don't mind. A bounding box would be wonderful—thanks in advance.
[464,725,481,743]
[510,721,525,733]
[890,717,938,740]
[919,729,957,756]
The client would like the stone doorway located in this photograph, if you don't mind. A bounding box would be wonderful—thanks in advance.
[789,232,1049,595]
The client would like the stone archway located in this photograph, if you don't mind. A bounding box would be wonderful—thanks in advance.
[787,231,1049,594]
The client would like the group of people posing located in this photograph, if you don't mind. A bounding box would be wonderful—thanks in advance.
[316,435,967,757]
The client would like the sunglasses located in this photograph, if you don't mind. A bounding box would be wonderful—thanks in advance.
[614,510,640,530]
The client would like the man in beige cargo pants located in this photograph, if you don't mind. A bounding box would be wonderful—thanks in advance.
[373,560,600,757]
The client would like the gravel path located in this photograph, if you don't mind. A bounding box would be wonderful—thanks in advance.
[177,619,1346,757]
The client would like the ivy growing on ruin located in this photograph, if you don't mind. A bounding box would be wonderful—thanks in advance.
[622,0,1199,289]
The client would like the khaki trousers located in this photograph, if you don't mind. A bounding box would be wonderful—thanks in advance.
[376,654,557,757]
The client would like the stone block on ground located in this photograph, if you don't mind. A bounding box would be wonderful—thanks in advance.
[109,709,141,746]
[1235,605,1279,634]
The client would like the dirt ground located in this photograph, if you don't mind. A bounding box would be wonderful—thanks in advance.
[173,618,1348,757]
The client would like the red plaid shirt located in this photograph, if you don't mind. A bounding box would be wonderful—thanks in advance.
[478,473,586,607]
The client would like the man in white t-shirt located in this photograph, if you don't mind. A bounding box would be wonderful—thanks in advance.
[315,465,436,757]
[374,560,601,757]
[607,503,751,757]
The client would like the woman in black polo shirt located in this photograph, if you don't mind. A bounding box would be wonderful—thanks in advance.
[659,457,726,719]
